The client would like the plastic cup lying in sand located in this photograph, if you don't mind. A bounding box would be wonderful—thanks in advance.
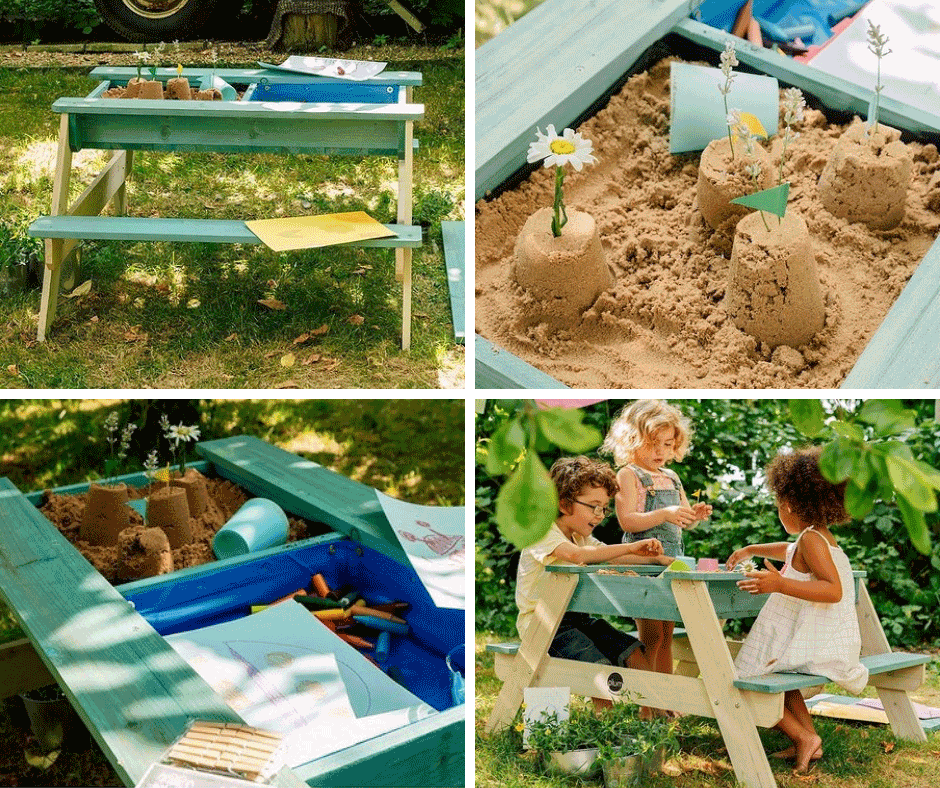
[199,75,238,101]
[697,557,720,571]
[212,498,289,559]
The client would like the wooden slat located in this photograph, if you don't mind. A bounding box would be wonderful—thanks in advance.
[89,66,423,87]
[29,216,421,248]
[441,221,465,343]
[475,334,567,389]
[475,0,689,199]
[195,436,407,564]
[0,477,241,787]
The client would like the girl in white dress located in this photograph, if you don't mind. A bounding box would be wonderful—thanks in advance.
[727,446,867,774]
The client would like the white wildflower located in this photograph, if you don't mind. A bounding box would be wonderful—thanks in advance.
[168,424,201,444]
[527,125,598,172]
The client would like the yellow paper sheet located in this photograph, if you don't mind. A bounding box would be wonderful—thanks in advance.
[245,212,395,252]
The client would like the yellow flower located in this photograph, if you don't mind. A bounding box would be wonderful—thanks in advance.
[154,466,171,482]
[514,722,525,732]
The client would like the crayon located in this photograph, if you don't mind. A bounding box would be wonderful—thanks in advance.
[311,573,332,598]
[337,633,375,649]
[374,630,391,662]
[352,614,409,635]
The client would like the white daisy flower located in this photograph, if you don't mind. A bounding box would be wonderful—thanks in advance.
[168,424,201,443]
[527,125,598,172]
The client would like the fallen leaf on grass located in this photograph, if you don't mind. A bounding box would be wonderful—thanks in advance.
[415,312,428,319]
[301,353,322,365]
[124,326,148,342]
[187,298,201,309]
[292,332,313,345]
[224,333,238,342]
[324,358,340,371]
[347,314,365,325]
[883,741,895,754]
[90,315,99,323]
[6,364,19,376]
[25,749,59,769]
[264,350,280,359]
[311,323,330,336]
[276,380,300,389]
[280,353,295,368]
[258,298,287,310]
[63,279,92,298]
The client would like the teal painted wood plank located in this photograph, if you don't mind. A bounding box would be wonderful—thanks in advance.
[673,18,940,138]
[475,0,689,199]
[29,217,421,247]
[843,233,940,387]
[0,478,241,787]
[0,479,58,565]
[90,66,423,87]
[441,220,465,343]
[295,705,464,787]
[475,334,567,389]
[734,652,931,694]
[195,436,407,565]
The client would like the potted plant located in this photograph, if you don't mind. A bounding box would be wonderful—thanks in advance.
[596,707,679,788]
[818,21,912,230]
[524,707,602,777]
[512,124,613,328]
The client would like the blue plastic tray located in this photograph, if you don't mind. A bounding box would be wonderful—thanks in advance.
[696,0,868,46]
[246,79,399,103]
[119,535,463,713]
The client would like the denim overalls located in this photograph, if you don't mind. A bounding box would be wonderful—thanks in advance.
[621,464,684,557]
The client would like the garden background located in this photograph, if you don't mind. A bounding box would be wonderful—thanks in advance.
[476,398,940,788]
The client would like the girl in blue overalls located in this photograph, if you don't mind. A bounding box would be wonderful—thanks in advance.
[601,400,712,681]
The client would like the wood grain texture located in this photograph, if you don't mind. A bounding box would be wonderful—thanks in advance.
[476,0,689,200]
[0,478,241,787]
[475,334,567,389]
[196,435,407,565]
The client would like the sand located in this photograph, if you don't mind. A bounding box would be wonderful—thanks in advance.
[40,477,316,584]
[475,58,940,388]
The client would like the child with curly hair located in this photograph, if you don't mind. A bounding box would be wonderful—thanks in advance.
[601,400,712,678]
[728,446,868,773]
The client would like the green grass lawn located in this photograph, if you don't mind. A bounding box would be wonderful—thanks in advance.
[0,45,464,388]
[476,632,940,788]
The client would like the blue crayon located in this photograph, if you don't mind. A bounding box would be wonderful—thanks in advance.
[375,631,391,662]
[353,614,409,635]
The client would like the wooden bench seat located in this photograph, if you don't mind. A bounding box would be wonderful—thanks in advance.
[28,216,422,247]
[486,630,689,656]
[733,652,931,694]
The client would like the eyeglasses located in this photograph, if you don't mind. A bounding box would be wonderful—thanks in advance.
[574,500,612,517]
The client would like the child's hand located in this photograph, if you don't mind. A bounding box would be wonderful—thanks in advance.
[655,554,675,566]
[726,546,754,570]
[736,559,784,595]
[662,505,696,528]
[691,502,713,521]
[631,538,664,557]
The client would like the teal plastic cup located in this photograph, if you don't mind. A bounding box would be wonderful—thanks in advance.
[199,75,238,101]
[212,498,289,559]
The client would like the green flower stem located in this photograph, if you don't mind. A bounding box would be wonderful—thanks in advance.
[759,210,770,232]
[724,95,734,160]
[551,165,568,237]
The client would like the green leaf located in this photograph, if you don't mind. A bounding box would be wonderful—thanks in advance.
[845,480,876,519]
[789,400,826,437]
[485,418,526,475]
[858,400,917,436]
[819,439,856,482]
[495,452,558,549]
[885,454,938,513]
[895,495,931,555]
[536,409,602,453]
[830,421,864,442]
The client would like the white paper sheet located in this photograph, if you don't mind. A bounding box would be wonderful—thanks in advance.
[258,56,388,81]
[376,491,465,609]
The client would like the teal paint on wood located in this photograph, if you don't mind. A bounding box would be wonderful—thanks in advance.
[295,705,464,787]
[734,652,931,694]
[0,478,241,788]
[90,67,423,87]
[843,233,940,387]
[441,221,465,343]
[29,216,421,248]
[196,436,407,565]
[475,0,690,200]
[475,334,567,389]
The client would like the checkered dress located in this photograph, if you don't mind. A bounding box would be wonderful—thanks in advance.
[734,528,868,694]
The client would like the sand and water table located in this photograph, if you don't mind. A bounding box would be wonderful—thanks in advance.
[0,435,464,787]
[475,0,940,388]
[28,65,424,350]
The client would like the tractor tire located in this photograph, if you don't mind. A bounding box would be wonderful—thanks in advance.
[93,0,221,41]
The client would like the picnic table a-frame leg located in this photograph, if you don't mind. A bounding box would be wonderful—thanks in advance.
[395,86,414,351]
[672,579,778,788]
[485,571,578,731]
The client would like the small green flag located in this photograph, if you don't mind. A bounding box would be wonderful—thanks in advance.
[731,182,790,218]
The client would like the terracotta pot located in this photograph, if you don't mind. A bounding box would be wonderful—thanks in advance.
[165,76,191,100]
[171,468,210,517]
[79,483,130,546]
[114,526,174,581]
[147,486,191,548]
[818,120,911,230]
[697,136,774,231]
[124,77,144,98]
[513,207,613,327]
[137,80,164,100]
[725,210,824,347]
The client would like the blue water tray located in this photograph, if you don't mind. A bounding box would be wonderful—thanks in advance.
[246,79,400,103]
[118,535,463,713]
[696,0,869,46]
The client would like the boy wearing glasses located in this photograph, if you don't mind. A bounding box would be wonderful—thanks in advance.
[515,456,672,682]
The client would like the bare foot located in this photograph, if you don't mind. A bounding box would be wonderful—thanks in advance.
[771,745,822,761]
[794,734,823,773]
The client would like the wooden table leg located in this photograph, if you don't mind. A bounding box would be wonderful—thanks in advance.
[37,114,73,342]
[485,571,577,732]
[673,580,778,788]
[396,93,414,351]
[856,583,926,742]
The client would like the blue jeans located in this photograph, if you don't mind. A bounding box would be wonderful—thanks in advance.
[548,613,642,666]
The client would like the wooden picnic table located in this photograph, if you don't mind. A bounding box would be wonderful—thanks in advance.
[29,66,423,349]
[486,565,929,788]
